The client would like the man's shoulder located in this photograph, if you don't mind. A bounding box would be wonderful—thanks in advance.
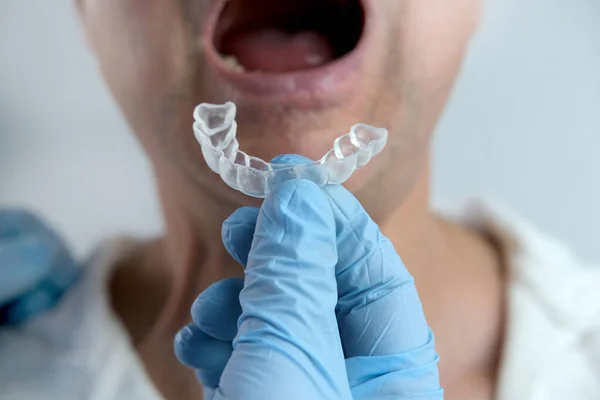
[436,198,600,307]
[473,200,600,317]
[441,199,600,400]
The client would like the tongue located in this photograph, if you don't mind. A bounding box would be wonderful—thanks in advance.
[224,29,335,72]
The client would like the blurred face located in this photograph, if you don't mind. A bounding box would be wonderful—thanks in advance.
[77,0,479,206]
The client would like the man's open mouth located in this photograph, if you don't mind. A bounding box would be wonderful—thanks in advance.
[203,0,372,96]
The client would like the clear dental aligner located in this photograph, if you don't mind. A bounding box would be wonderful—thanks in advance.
[193,102,388,198]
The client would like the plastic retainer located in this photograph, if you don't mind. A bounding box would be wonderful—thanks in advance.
[193,102,388,198]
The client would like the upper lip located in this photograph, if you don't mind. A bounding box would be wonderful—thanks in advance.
[201,0,374,99]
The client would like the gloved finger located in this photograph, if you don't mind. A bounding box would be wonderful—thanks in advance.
[221,207,259,267]
[191,278,244,342]
[174,323,232,389]
[219,156,313,268]
[216,179,351,400]
[258,155,432,356]
[268,156,432,357]
[220,155,315,271]
[176,278,244,391]
[323,184,433,357]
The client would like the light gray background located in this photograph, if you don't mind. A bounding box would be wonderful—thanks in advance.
[1,0,599,261]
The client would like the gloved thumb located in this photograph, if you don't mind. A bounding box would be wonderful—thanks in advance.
[271,155,433,357]
[322,185,432,356]
[322,185,442,398]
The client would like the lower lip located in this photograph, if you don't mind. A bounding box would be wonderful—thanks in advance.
[201,0,374,98]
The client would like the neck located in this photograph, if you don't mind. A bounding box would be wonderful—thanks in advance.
[148,154,442,336]
[148,169,246,338]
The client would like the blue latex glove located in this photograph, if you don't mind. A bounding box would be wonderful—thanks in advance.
[0,209,79,325]
[175,155,443,399]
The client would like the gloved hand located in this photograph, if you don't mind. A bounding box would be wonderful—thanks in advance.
[177,178,352,399]
[174,155,443,399]
[0,209,79,325]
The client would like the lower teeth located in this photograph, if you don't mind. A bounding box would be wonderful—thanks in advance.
[221,55,246,72]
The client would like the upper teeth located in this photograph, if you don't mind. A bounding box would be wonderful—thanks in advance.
[221,55,246,72]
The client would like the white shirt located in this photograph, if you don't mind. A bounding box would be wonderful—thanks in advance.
[1,202,599,399]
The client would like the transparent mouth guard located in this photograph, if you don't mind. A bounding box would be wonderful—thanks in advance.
[193,102,388,198]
